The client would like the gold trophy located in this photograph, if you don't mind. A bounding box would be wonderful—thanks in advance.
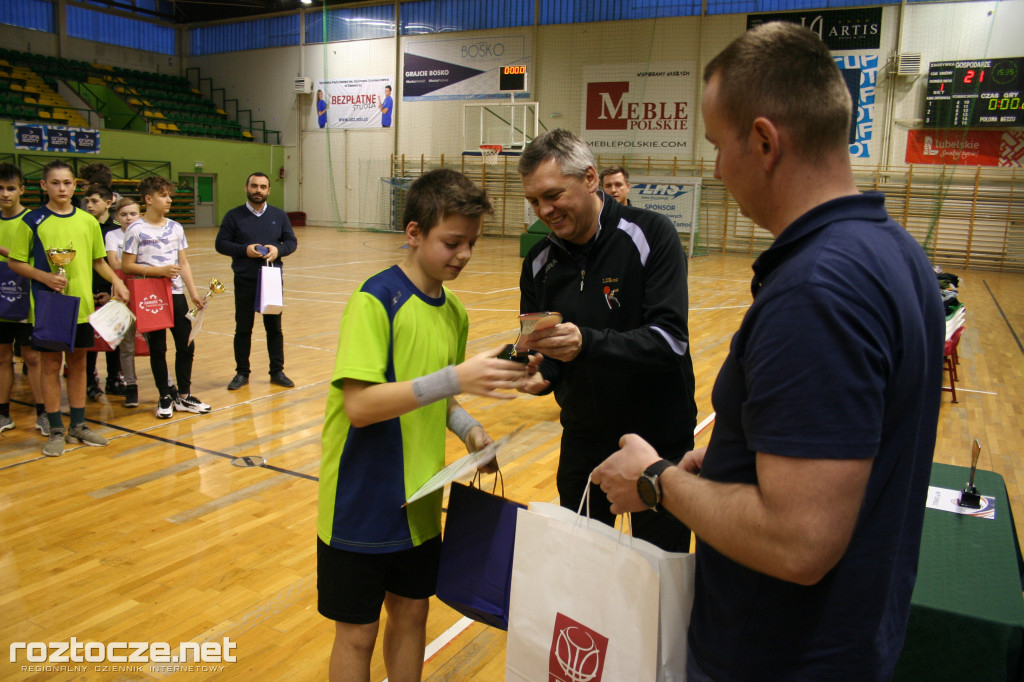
[45,242,76,295]
[187,276,225,320]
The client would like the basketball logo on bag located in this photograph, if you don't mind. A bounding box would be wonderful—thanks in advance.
[548,613,608,682]
[138,293,167,314]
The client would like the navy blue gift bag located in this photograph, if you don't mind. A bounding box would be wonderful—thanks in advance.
[0,262,30,321]
[31,290,80,351]
[437,479,525,630]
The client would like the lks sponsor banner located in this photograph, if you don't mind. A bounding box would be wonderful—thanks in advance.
[15,122,99,153]
[747,7,882,50]
[905,129,1024,167]
[314,76,392,129]
[582,63,696,153]
[403,35,532,101]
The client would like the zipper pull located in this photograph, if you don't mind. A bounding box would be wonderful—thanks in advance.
[580,269,585,292]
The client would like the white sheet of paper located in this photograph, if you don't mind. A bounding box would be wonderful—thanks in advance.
[188,308,205,344]
[925,485,996,519]
[404,426,524,506]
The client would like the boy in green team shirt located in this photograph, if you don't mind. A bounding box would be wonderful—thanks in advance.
[0,162,44,435]
[7,160,130,456]
[317,169,530,681]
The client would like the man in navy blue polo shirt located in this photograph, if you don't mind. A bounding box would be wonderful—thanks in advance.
[593,22,944,680]
[215,172,298,390]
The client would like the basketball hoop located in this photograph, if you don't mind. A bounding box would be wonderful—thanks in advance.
[480,144,502,165]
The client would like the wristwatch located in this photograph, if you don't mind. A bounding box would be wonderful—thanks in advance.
[636,459,674,512]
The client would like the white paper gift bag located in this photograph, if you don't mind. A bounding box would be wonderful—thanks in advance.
[529,502,696,682]
[256,264,284,315]
[506,502,661,682]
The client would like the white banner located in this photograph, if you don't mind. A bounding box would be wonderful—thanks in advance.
[403,34,532,101]
[630,176,702,257]
[582,63,696,154]
[314,76,393,129]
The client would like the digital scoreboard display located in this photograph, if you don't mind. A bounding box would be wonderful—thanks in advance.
[925,57,1023,128]
[499,65,527,92]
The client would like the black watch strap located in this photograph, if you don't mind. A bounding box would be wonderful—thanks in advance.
[638,459,675,511]
[643,459,674,479]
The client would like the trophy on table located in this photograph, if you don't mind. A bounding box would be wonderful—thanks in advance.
[45,242,76,295]
[187,276,225,321]
[957,439,983,509]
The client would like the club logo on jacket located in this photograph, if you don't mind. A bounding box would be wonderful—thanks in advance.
[549,613,607,682]
[601,278,621,309]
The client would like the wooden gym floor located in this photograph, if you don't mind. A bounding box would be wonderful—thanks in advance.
[0,226,1021,681]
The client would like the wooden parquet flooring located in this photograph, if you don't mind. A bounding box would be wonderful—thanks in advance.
[0,227,1021,681]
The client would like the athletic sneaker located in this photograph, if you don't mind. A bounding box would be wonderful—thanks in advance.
[124,385,139,408]
[86,383,103,402]
[156,394,174,419]
[174,393,211,414]
[35,412,50,437]
[43,428,65,457]
[0,414,13,433]
[67,423,108,447]
[105,379,127,396]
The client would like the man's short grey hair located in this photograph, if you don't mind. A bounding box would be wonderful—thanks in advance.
[518,128,596,179]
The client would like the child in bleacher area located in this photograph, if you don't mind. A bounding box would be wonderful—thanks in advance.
[121,176,210,419]
[6,159,130,456]
[106,197,141,408]
[80,163,120,203]
[82,183,125,400]
[0,162,44,435]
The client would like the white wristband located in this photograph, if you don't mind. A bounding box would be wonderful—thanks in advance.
[411,365,460,406]
[446,406,482,443]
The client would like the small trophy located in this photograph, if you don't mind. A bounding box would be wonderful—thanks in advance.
[187,276,225,321]
[958,439,982,509]
[45,242,76,295]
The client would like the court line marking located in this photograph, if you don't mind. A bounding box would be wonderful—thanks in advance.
[983,279,1024,358]
[945,387,997,396]
[382,616,476,682]
[2,387,326,481]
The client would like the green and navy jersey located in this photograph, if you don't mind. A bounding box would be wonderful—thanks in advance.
[318,265,469,554]
[0,207,30,323]
[8,206,106,324]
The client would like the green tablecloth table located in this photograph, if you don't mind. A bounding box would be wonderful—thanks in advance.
[895,462,1024,681]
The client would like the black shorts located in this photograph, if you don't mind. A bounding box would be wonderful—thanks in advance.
[32,323,94,352]
[0,320,32,346]
[317,535,442,625]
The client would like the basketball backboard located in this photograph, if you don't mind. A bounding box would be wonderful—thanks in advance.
[463,101,539,152]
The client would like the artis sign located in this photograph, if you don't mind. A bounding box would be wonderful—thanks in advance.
[747,7,882,50]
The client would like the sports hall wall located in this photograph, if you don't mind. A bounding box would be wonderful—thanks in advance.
[3,2,1020,234]
[0,21,284,219]
[185,0,1021,232]
[0,117,285,218]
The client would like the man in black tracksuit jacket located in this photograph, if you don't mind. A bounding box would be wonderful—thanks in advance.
[518,129,697,552]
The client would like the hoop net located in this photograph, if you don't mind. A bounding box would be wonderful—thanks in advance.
[480,144,502,164]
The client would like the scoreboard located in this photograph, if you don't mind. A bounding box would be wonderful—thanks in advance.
[925,57,1023,128]
[499,65,527,92]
